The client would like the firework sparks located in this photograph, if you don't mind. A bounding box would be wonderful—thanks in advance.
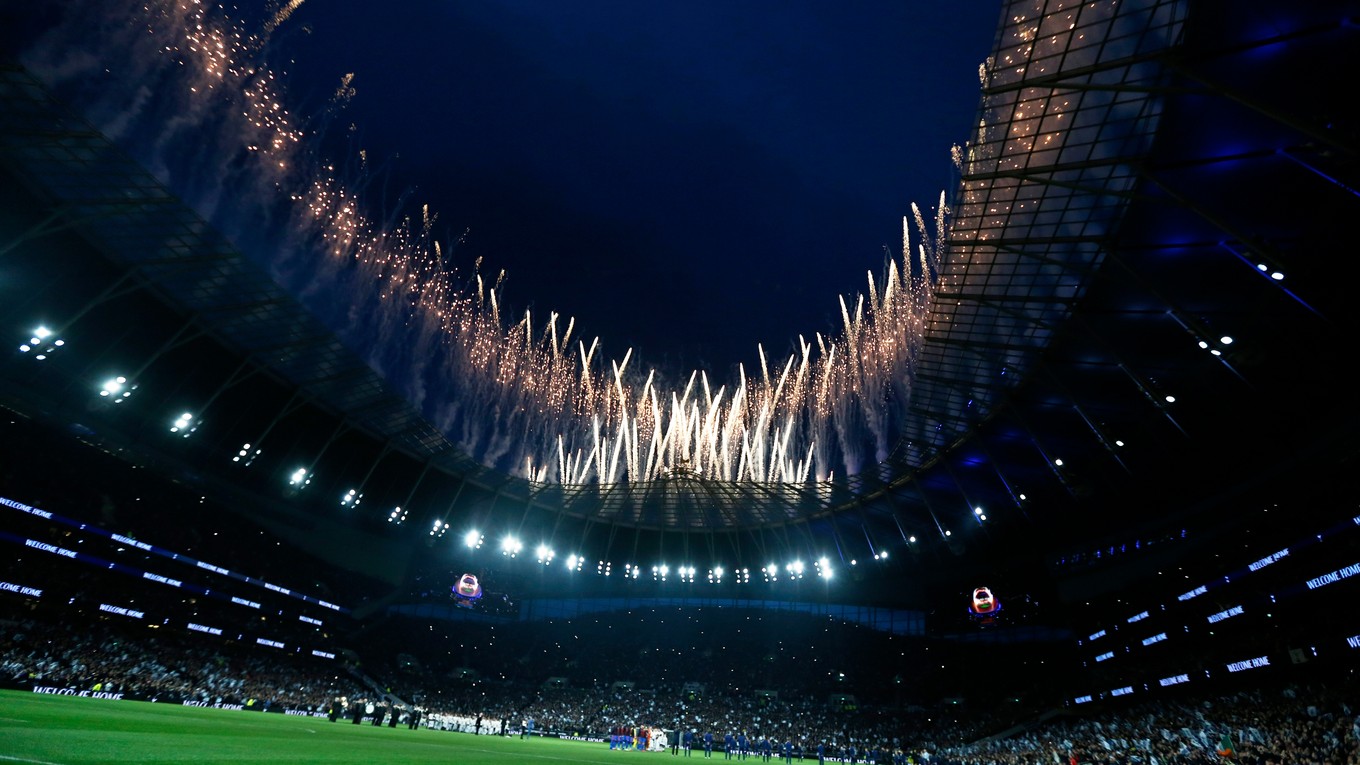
[18,0,944,488]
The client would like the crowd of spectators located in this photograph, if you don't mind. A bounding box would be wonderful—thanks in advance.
[0,609,368,712]
[3,573,1357,763]
[937,679,1360,765]
[2,412,1358,762]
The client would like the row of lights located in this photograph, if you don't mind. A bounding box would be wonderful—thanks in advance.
[459,530,839,583]
[24,324,988,560]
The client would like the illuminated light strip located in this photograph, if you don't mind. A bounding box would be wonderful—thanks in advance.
[112,533,152,551]
[0,494,348,613]
[1304,562,1360,591]
[1248,548,1289,572]
[24,539,75,559]
[1226,655,1270,673]
[1141,632,1167,646]
[299,615,322,626]
[0,530,311,623]
[1095,651,1114,662]
[1110,686,1134,697]
[1159,673,1189,687]
[98,603,145,619]
[144,572,183,588]
[0,580,43,598]
[1348,635,1360,649]
[1177,585,1208,601]
[1073,695,1093,704]
[6,559,335,657]
[0,495,52,519]
[1088,629,1106,640]
[1207,605,1244,623]
[1127,611,1148,623]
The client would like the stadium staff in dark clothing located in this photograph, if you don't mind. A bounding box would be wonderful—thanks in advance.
[372,703,385,727]
[672,724,681,755]
[408,707,421,730]
[389,706,400,727]
[350,701,364,725]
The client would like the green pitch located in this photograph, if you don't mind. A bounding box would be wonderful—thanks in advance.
[0,690,631,764]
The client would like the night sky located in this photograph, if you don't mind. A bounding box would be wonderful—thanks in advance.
[274,1,1002,373]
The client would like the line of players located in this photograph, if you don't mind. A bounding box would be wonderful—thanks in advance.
[666,728,845,764]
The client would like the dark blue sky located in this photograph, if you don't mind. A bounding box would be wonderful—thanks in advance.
[280,1,1001,373]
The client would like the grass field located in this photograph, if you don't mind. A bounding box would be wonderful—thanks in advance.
[0,690,635,765]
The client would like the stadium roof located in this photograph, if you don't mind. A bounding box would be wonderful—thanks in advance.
[1,0,1356,602]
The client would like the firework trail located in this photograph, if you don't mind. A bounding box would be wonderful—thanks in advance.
[13,0,943,488]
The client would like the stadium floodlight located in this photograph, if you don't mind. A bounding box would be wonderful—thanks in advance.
[233,443,262,465]
[169,412,199,437]
[908,535,917,543]
[709,566,724,583]
[463,530,483,549]
[387,506,407,524]
[787,561,805,578]
[1254,262,1285,281]
[566,554,583,572]
[535,544,554,564]
[287,467,311,487]
[500,535,522,557]
[340,488,362,507]
[20,326,64,359]
[944,529,952,537]
[815,558,832,579]
[653,564,669,581]
[735,568,750,583]
[596,560,611,576]
[99,376,135,402]
[429,520,450,538]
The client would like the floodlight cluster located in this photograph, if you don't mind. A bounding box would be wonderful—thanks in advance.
[18,326,64,360]
[169,412,198,437]
[99,376,136,402]
[233,443,262,465]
